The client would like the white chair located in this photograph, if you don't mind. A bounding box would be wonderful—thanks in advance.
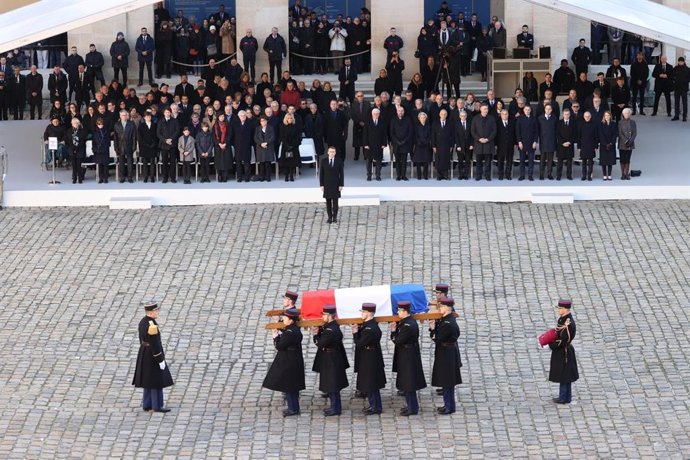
[108,141,119,181]
[382,144,393,179]
[82,140,97,180]
[298,137,318,177]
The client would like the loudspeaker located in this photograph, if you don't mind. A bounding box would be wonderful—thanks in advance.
[538,46,551,59]
[493,48,506,59]
[513,48,530,59]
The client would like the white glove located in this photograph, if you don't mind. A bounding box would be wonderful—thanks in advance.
[159,361,166,370]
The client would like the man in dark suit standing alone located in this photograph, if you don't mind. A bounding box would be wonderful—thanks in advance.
[363,107,387,181]
[319,146,344,224]
[651,55,673,117]
[471,104,497,181]
[338,58,357,104]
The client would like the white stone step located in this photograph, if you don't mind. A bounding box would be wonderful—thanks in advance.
[109,196,152,210]
[340,194,380,206]
[530,193,574,204]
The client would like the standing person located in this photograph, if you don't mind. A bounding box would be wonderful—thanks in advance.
[610,76,630,123]
[432,109,454,180]
[385,52,405,97]
[132,301,174,413]
[618,108,637,180]
[233,110,255,183]
[454,110,473,180]
[471,104,497,181]
[92,118,111,183]
[671,57,689,122]
[195,121,214,183]
[156,107,180,183]
[73,65,91,112]
[578,111,597,181]
[328,21,348,73]
[177,126,196,184]
[319,146,344,224]
[110,32,130,85]
[312,305,349,416]
[114,109,137,183]
[629,52,649,115]
[537,104,557,180]
[62,47,84,104]
[651,56,673,117]
[349,92,369,161]
[390,301,427,416]
[430,297,462,415]
[279,112,301,182]
[138,110,158,183]
[516,103,538,181]
[135,27,155,87]
[254,116,276,182]
[352,303,386,415]
[495,109,515,180]
[571,39,592,77]
[338,58,357,104]
[556,109,575,180]
[304,103,325,159]
[548,300,579,405]
[323,99,348,161]
[383,27,404,60]
[9,67,26,120]
[597,111,618,180]
[48,66,68,106]
[239,29,259,82]
[413,111,432,180]
[262,308,305,417]
[389,105,413,181]
[65,118,87,183]
[363,107,387,181]
[85,44,106,96]
[25,65,44,120]
[213,112,233,182]
[263,27,287,84]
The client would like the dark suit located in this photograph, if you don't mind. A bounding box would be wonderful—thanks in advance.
[471,114,497,180]
[48,71,68,105]
[25,72,43,119]
[9,73,26,119]
[323,109,348,160]
[517,33,534,50]
[113,120,137,181]
[454,118,473,179]
[319,156,344,220]
[495,118,515,179]
[651,62,673,116]
[516,114,538,179]
[349,100,370,160]
[432,119,454,179]
[556,119,575,179]
[74,72,91,111]
[363,117,387,179]
[389,115,414,180]
[338,65,357,103]
[537,115,557,179]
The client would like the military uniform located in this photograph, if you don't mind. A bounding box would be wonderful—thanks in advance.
[430,297,462,414]
[354,303,387,414]
[549,299,579,404]
[262,308,305,417]
[132,301,174,413]
[391,301,427,416]
[312,306,350,416]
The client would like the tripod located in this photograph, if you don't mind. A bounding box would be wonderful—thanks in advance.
[434,47,459,99]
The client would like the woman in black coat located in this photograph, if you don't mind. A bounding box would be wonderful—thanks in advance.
[548,300,579,404]
[312,307,349,416]
[407,73,426,101]
[413,112,433,179]
[578,111,598,181]
[476,29,492,82]
[279,113,302,181]
[317,82,337,114]
[374,68,391,97]
[137,112,158,182]
[92,119,111,183]
[597,111,618,180]
[303,103,324,157]
[420,56,440,97]
[416,27,437,71]
[65,118,88,183]
[262,309,305,417]
[213,113,233,182]
[314,22,331,74]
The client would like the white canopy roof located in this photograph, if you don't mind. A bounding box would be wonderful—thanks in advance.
[524,0,690,50]
[0,0,158,52]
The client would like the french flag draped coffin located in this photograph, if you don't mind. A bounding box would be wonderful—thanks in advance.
[300,284,429,320]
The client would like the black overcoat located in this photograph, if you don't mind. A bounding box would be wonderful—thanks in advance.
[548,313,579,383]
[353,319,387,392]
[430,313,463,388]
[389,115,414,154]
[537,115,558,152]
[412,121,432,163]
[578,120,598,159]
[213,121,234,171]
[556,119,576,159]
[232,119,254,164]
[279,123,302,168]
[132,316,174,389]
[65,127,88,160]
[391,317,427,392]
[319,156,344,199]
[137,121,158,159]
[362,118,387,161]
[312,321,350,392]
[432,120,454,171]
[471,114,497,156]
[262,324,306,393]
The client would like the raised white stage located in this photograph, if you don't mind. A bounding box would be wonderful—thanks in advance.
[1,118,688,208]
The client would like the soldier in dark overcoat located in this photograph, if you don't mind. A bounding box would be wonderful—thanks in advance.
[312,305,350,416]
[390,301,427,416]
[430,297,462,415]
[132,301,174,413]
[352,303,386,415]
[549,299,579,404]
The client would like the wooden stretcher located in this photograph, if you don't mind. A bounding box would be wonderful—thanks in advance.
[264,311,456,329]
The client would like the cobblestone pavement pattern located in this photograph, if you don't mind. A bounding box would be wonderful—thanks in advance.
[0,201,689,459]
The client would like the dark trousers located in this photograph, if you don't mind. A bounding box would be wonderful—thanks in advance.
[199,156,211,180]
[269,60,282,84]
[326,198,339,219]
[328,391,342,413]
[458,148,472,179]
[13,101,25,120]
[631,82,646,111]
[602,164,613,176]
[138,60,153,85]
[302,53,313,75]
[558,382,572,403]
[161,149,176,181]
[118,154,134,180]
[243,55,256,82]
[367,389,382,412]
[98,162,109,181]
[29,96,42,119]
[539,151,554,179]
[653,89,671,115]
[71,156,83,181]
[557,157,573,179]
[113,67,128,85]
[519,147,535,178]
[142,156,156,179]
[366,157,382,179]
[404,391,419,414]
[353,146,361,160]
[394,150,408,178]
[442,387,456,412]
[475,153,492,179]
[496,147,514,178]
[142,388,164,410]
[415,162,430,179]
[285,391,300,413]
[0,99,8,120]
[674,90,688,118]
[259,161,272,181]
[182,161,193,182]
[581,158,594,179]
[238,161,251,181]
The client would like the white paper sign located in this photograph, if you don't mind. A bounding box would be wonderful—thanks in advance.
[48,137,58,150]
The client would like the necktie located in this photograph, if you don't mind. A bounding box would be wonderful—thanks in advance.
[374,119,377,126]
[504,121,507,128]
[346,67,349,74]
[462,122,466,129]
[443,31,447,45]
[565,121,568,126]
[442,121,445,128]
[330,159,333,167]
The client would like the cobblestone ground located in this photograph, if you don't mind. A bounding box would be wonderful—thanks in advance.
[0,201,689,459]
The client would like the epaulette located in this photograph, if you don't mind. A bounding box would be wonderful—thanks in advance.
[147,321,159,335]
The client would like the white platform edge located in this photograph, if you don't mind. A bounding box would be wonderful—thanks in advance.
[109,197,153,210]
[530,193,575,204]
[3,185,690,208]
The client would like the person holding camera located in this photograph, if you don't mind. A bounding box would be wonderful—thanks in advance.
[328,21,348,73]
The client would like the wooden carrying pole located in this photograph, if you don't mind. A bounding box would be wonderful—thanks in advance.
[264,312,456,330]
